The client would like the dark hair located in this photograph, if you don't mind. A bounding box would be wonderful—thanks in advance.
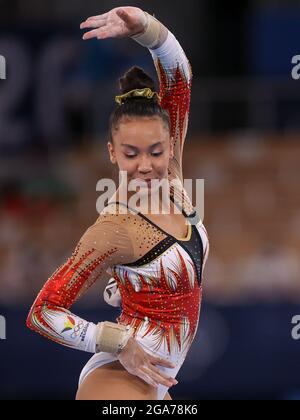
[109,66,171,142]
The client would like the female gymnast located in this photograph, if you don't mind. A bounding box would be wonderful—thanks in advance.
[26,6,209,400]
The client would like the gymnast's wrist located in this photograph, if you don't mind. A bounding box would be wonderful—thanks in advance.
[95,321,134,356]
[131,12,162,49]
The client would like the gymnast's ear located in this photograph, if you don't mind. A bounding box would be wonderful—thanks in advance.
[107,142,117,165]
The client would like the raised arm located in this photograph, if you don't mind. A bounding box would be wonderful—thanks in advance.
[133,16,192,183]
[80,7,192,183]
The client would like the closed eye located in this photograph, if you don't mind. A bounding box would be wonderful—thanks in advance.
[125,154,137,159]
[125,152,163,159]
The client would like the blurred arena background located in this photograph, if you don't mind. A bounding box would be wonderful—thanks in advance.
[0,0,300,400]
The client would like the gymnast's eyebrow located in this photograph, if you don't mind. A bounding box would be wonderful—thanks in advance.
[121,142,165,150]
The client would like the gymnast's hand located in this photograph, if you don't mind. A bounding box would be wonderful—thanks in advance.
[117,337,179,389]
[80,7,147,41]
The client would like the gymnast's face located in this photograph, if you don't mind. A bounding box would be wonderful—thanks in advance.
[108,116,174,190]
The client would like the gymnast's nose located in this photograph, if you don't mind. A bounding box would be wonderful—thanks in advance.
[137,155,153,174]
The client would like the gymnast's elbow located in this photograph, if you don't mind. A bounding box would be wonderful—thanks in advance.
[26,301,43,333]
[26,306,36,332]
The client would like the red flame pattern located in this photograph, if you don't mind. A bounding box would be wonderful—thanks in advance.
[116,247,202,355]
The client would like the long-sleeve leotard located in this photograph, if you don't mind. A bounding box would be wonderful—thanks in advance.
[151,30,192,185]
[26,19,197,354]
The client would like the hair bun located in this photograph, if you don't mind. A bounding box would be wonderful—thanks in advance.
[119,66,156,95]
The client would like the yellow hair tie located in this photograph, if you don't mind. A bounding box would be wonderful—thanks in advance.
[115,88,161,106]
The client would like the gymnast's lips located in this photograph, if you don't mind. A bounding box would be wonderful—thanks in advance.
[135,178,159,188]
[134,178,157,185]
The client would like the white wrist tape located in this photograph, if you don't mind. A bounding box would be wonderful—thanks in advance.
[131,12,161,49]
[95,321,133,355]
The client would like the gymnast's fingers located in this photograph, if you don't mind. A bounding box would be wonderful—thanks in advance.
[86,13,109,21]
[147,364,178,385]
[82,28,109,41]
[80,19,106,30]
[115,9,132,26]
[137,371,159,388]
[149,355,176,369]
[140,365,176,388]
